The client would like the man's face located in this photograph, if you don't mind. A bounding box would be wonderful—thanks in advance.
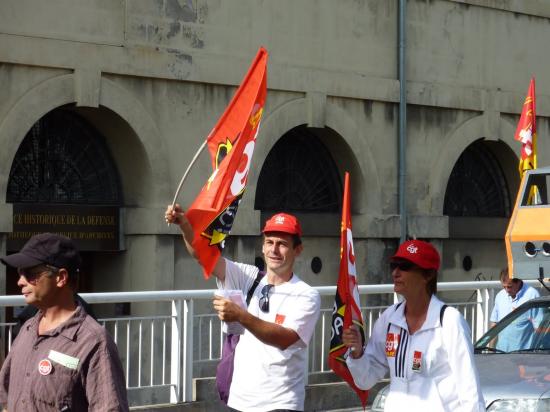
[262,232,302,275]
[501,278,522,298]
[17,264,59,307]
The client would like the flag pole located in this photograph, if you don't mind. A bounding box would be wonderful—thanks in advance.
[342,173,355,351]
[170,139,207,210]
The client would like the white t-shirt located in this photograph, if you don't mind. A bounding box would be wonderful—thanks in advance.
[346,295,485,412]
[217,259,320,412]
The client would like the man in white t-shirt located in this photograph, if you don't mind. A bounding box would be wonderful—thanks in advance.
[166,206,321,412]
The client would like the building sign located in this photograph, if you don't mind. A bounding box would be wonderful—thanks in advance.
[7,204,121,251]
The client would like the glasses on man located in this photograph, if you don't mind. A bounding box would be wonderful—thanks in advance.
[389,261,417,272]
[259,284,274,313]
[17,265,59,284]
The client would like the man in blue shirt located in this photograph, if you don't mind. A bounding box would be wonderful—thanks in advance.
[490,267,540,351]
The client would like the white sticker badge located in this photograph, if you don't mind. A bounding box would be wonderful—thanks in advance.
[48,350,80,370]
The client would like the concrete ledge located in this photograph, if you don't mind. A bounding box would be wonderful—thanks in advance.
[193,376,388,411]
[124,206,450,241]
[448,216,507,239]
[131,402,208,412]
[408,215,449,239]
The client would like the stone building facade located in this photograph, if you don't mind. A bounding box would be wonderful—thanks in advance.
[1,0,549,305]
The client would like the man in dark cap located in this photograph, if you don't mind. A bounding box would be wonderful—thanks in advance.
[0,233,129,411]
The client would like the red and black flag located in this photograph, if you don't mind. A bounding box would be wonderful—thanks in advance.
[186,47,268,278]
[328,172,368,409]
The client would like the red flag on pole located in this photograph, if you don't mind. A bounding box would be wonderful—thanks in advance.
[186,47,268,278]
[514,78,537,178]
[328,172,368,409]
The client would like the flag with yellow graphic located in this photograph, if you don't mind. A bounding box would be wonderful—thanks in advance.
[328,172,368,409]
[186,47,267,278]
[514,78,537,178]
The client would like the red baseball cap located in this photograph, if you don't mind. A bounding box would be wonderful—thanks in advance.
[391,239,440,270]
[262,213,302,236]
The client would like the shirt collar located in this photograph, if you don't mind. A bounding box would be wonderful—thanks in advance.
[27,304,86,341]
[388,294,444,331]
[424,295,445,329]
[509,281,527,302]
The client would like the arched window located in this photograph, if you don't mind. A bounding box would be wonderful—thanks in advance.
[255,125,342,212]
[7,108,122,205]
[444,140,511,217]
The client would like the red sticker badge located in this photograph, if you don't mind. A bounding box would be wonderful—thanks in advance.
[412,350,422,372]
[275,314,286,325]
[385,333,400,357]
[38,359,53,375]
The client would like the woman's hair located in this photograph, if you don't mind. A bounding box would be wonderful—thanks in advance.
[424,269,438,295]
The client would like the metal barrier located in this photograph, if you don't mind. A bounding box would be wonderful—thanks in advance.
[0,280,544,407]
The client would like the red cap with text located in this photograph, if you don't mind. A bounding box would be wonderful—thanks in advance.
[391,239,440,270]
[262,213,302,236]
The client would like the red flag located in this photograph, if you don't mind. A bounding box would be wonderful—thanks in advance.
[328,172,368,409]
[514,78,537,178]
[186,47,267,278]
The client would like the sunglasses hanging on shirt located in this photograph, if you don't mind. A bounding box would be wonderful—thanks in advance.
[259,284,274,313]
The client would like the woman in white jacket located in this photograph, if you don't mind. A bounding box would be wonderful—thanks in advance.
[343,239,485,412]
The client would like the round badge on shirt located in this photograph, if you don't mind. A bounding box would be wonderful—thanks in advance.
[38,359,53,375]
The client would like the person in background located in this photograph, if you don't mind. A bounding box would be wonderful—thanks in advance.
[0,233,129,412]
[489,267,540,351]
[490,267,540,326]
[166,204,320,412]
[342,239,485,411]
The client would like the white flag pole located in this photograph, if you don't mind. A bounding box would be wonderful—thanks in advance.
[170,139,208,211]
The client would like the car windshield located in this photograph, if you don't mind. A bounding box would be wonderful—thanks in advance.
[475,299,550,354]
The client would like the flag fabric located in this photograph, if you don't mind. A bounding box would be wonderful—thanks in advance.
[328,172,369,409]
[514,78,537,178]
[186,47,268,278]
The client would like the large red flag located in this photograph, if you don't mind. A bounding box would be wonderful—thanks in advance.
[328,172,368,409]
[186,47,267,278]
[514,78,537,178]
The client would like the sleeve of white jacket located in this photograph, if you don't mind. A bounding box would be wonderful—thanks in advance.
[345,311,389,390]
[444,309,486,412]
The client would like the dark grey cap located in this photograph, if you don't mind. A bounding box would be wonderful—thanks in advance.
[1,233,81,271]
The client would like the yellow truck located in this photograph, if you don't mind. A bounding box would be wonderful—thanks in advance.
[506,167,550,280]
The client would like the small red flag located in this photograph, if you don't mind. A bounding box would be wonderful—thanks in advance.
[186,47,267,278]
[514,78,537,177]
[328,172,368,409]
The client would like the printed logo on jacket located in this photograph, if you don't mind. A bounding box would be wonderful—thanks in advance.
[385,332,400,357]
[412,350,422,372]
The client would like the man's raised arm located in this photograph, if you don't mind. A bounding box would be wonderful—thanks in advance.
[165,204,226,281]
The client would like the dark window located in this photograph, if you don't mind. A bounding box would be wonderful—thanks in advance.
[7,108,121,205]
[255,126,342,212]
[444,140,510,217]
[520,172,550,206]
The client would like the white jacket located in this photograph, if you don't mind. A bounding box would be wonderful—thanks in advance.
[347,295,485,411]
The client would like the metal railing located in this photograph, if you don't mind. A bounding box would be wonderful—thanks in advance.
[0,280,545,407]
